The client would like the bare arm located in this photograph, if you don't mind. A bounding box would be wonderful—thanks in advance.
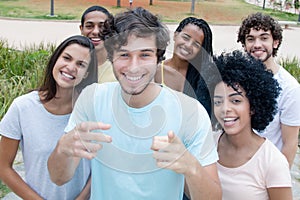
[0,137,43,200]
[184,163,221,200]
[75,174,91,200]
[281,124,299,168]
[152,131,222,200]
[267,187,292,200]
[47,122,112,185]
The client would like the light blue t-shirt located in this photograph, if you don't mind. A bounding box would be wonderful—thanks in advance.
[66,82,218,200]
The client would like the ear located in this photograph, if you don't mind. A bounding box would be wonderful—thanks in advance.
[173,32,178,41]
[79,25,83,34]
[242,44,247,52]
[273,40,279,49]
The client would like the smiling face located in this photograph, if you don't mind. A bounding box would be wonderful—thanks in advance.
[173,24,204,61]
[244,28,279,63]
[112,34,157,96]
[80,10,108,52]
[213,82,252,135]
[52,43,90,90]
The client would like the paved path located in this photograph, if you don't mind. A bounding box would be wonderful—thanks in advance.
[0,18,299,59]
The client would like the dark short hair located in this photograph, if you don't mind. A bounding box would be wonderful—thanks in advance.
[237,12,283,57]
[208,50,281,131]
[39,35,98,102]
[80,5,113,27]
[103,7,170,64]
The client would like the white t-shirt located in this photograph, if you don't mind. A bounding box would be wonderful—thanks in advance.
[257,66,300,150]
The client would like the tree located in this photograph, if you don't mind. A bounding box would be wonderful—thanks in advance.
[190,0,195,14]
[117,0,121,7]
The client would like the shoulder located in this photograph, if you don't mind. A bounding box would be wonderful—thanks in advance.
[261,139,288,162]
[276,66,299,87]
[13,91,40,106]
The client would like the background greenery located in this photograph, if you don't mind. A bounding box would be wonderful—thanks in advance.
[0,0,299,24]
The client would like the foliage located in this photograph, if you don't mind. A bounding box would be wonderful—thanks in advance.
[0,40,54,120]
[0,0,299,24]
[0,181,11,198]
[279,56,300,83]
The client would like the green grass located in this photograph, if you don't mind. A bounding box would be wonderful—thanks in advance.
[0,0,299,23]
[0,181,11,198]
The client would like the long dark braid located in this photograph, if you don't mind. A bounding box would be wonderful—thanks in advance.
[176,17,213,116]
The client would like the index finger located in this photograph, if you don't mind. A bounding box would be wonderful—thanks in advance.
[76,121,111,132]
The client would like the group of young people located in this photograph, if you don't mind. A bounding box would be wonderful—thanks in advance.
[0,4,299,200]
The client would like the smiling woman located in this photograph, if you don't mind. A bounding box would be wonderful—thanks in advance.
[208,50,292,200]
[0,35,97,200]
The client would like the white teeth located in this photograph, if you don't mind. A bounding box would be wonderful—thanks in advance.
[180,48,190,55]
[62,72,74,79]
[91,38,101,42]
[224,117,236,122]
[126,75,142,81]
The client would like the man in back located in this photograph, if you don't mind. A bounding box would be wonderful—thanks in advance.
[237,12,300,168]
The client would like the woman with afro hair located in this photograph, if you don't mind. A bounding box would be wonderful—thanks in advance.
[209,50,292,200]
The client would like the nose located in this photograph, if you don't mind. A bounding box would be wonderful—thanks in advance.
[91,26,101,36]
[185,39,193,48]
[128,56,139,73]
[66,61,77,73]
[221,100,232,114]
[253,38,262,48]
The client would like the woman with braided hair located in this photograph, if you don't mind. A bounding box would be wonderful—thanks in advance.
[155,17,213,117]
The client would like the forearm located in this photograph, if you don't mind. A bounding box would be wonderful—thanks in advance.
[184,161,222,200]
[281,125,299,168]
[281,142,298,168]
[0,168,42,200]
[47,137,81,185]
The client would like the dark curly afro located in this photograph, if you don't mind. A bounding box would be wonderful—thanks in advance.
[237,12,283,57]
[208,50,281,131]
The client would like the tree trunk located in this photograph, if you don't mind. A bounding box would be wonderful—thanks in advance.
[117,0,121,7]
[190,0,195,14]
[150,0,153,5]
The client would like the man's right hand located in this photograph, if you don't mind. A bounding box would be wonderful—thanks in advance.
[58,121,112,160]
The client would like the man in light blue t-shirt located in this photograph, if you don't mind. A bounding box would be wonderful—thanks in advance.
[48,7,221,200]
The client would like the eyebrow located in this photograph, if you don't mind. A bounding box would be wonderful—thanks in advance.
[214,92,243,98]
[246,32,271,38]
[117,48,156,53]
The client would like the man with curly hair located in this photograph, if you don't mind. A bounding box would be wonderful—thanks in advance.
[237,12,300,168]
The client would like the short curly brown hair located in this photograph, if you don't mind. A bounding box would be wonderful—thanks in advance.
[237,12,282,57]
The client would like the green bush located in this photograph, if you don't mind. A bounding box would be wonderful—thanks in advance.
[279,57,300,83]
[0,40,54,120]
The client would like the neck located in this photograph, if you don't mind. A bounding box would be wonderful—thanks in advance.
[264,56,279,74]
[40,88,74,115]
[222,128,257,150]
[168,55,189,73]
[97,49,108,66]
